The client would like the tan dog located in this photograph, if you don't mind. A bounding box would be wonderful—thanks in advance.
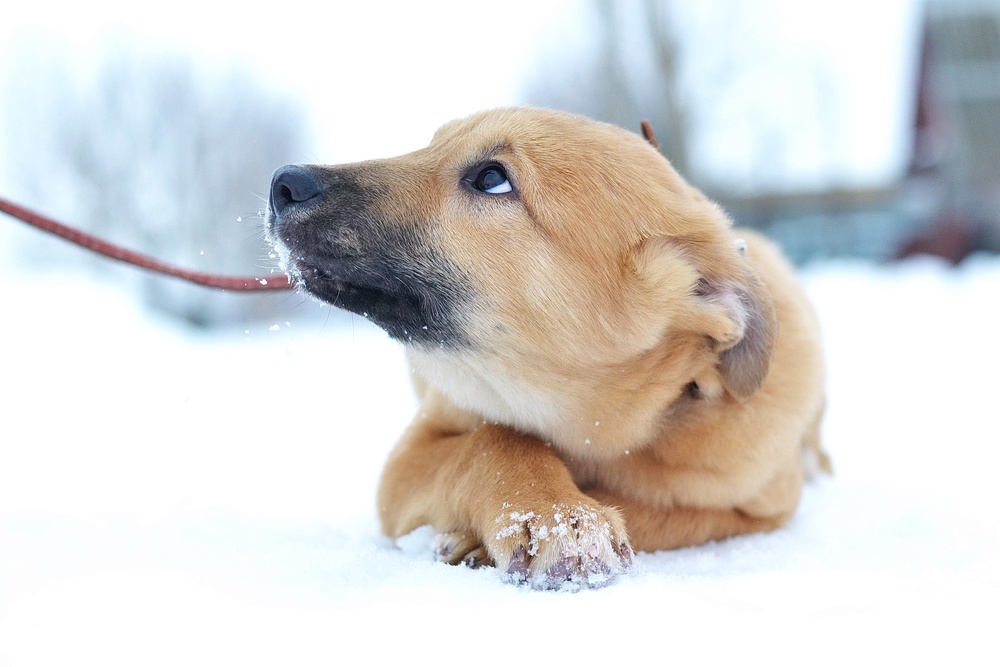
[265,107,828,589]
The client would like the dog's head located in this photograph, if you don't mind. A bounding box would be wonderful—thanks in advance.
[266,108,776,452]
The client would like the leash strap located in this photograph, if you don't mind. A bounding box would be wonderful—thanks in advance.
[0,196,291,291]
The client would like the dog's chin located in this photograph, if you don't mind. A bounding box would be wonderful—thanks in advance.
[295,263,400,317]
[290,259,462,348]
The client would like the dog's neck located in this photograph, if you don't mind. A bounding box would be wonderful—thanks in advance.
[406,338,714,459]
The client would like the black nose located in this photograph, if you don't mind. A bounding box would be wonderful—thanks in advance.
[269,164,322,217]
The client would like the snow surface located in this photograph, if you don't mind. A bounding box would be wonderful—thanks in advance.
[1,256,999,665]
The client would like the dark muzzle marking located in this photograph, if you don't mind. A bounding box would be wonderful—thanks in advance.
[266,163,469,349]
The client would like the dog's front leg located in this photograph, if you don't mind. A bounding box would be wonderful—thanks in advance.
[583,486,794,553]
[377,418,633,589]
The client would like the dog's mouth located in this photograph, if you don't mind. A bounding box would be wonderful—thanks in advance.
[295,258,416,323]
[285,250,467,348]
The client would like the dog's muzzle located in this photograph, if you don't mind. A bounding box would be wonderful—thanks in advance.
[262,162,469,349]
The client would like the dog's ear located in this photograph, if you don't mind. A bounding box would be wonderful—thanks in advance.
[632,236,777,401]
[697,274,778,401]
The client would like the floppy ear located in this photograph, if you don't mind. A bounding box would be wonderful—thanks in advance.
[631,235,778,400]
[697,273,778,401]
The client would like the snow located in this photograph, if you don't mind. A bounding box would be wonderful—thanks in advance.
[1,255,999,664]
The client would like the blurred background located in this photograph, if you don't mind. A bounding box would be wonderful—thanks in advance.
[1,0,995,328]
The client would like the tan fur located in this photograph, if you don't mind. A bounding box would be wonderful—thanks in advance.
[346,108,828,587]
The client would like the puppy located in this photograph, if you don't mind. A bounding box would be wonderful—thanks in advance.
[266,107,828,589]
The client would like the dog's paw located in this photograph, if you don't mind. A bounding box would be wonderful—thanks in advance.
[491,501,634,590]
[434,530,492,568]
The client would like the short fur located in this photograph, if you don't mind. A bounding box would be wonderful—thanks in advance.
[266,107,829,589]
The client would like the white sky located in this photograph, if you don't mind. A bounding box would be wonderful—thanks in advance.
[0,0,922,190]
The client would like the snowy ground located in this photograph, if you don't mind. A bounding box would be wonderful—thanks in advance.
[1,255,998,665]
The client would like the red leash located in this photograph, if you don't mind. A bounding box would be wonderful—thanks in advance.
[0,195,291,291]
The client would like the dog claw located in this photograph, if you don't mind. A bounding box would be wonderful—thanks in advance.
[506,545,530,582]
[529,553,622,591]
[523,540,633,590]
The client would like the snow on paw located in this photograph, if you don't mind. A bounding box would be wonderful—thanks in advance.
[491,501,633,590]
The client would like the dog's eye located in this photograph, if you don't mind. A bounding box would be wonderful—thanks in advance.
[471,166,513,194]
